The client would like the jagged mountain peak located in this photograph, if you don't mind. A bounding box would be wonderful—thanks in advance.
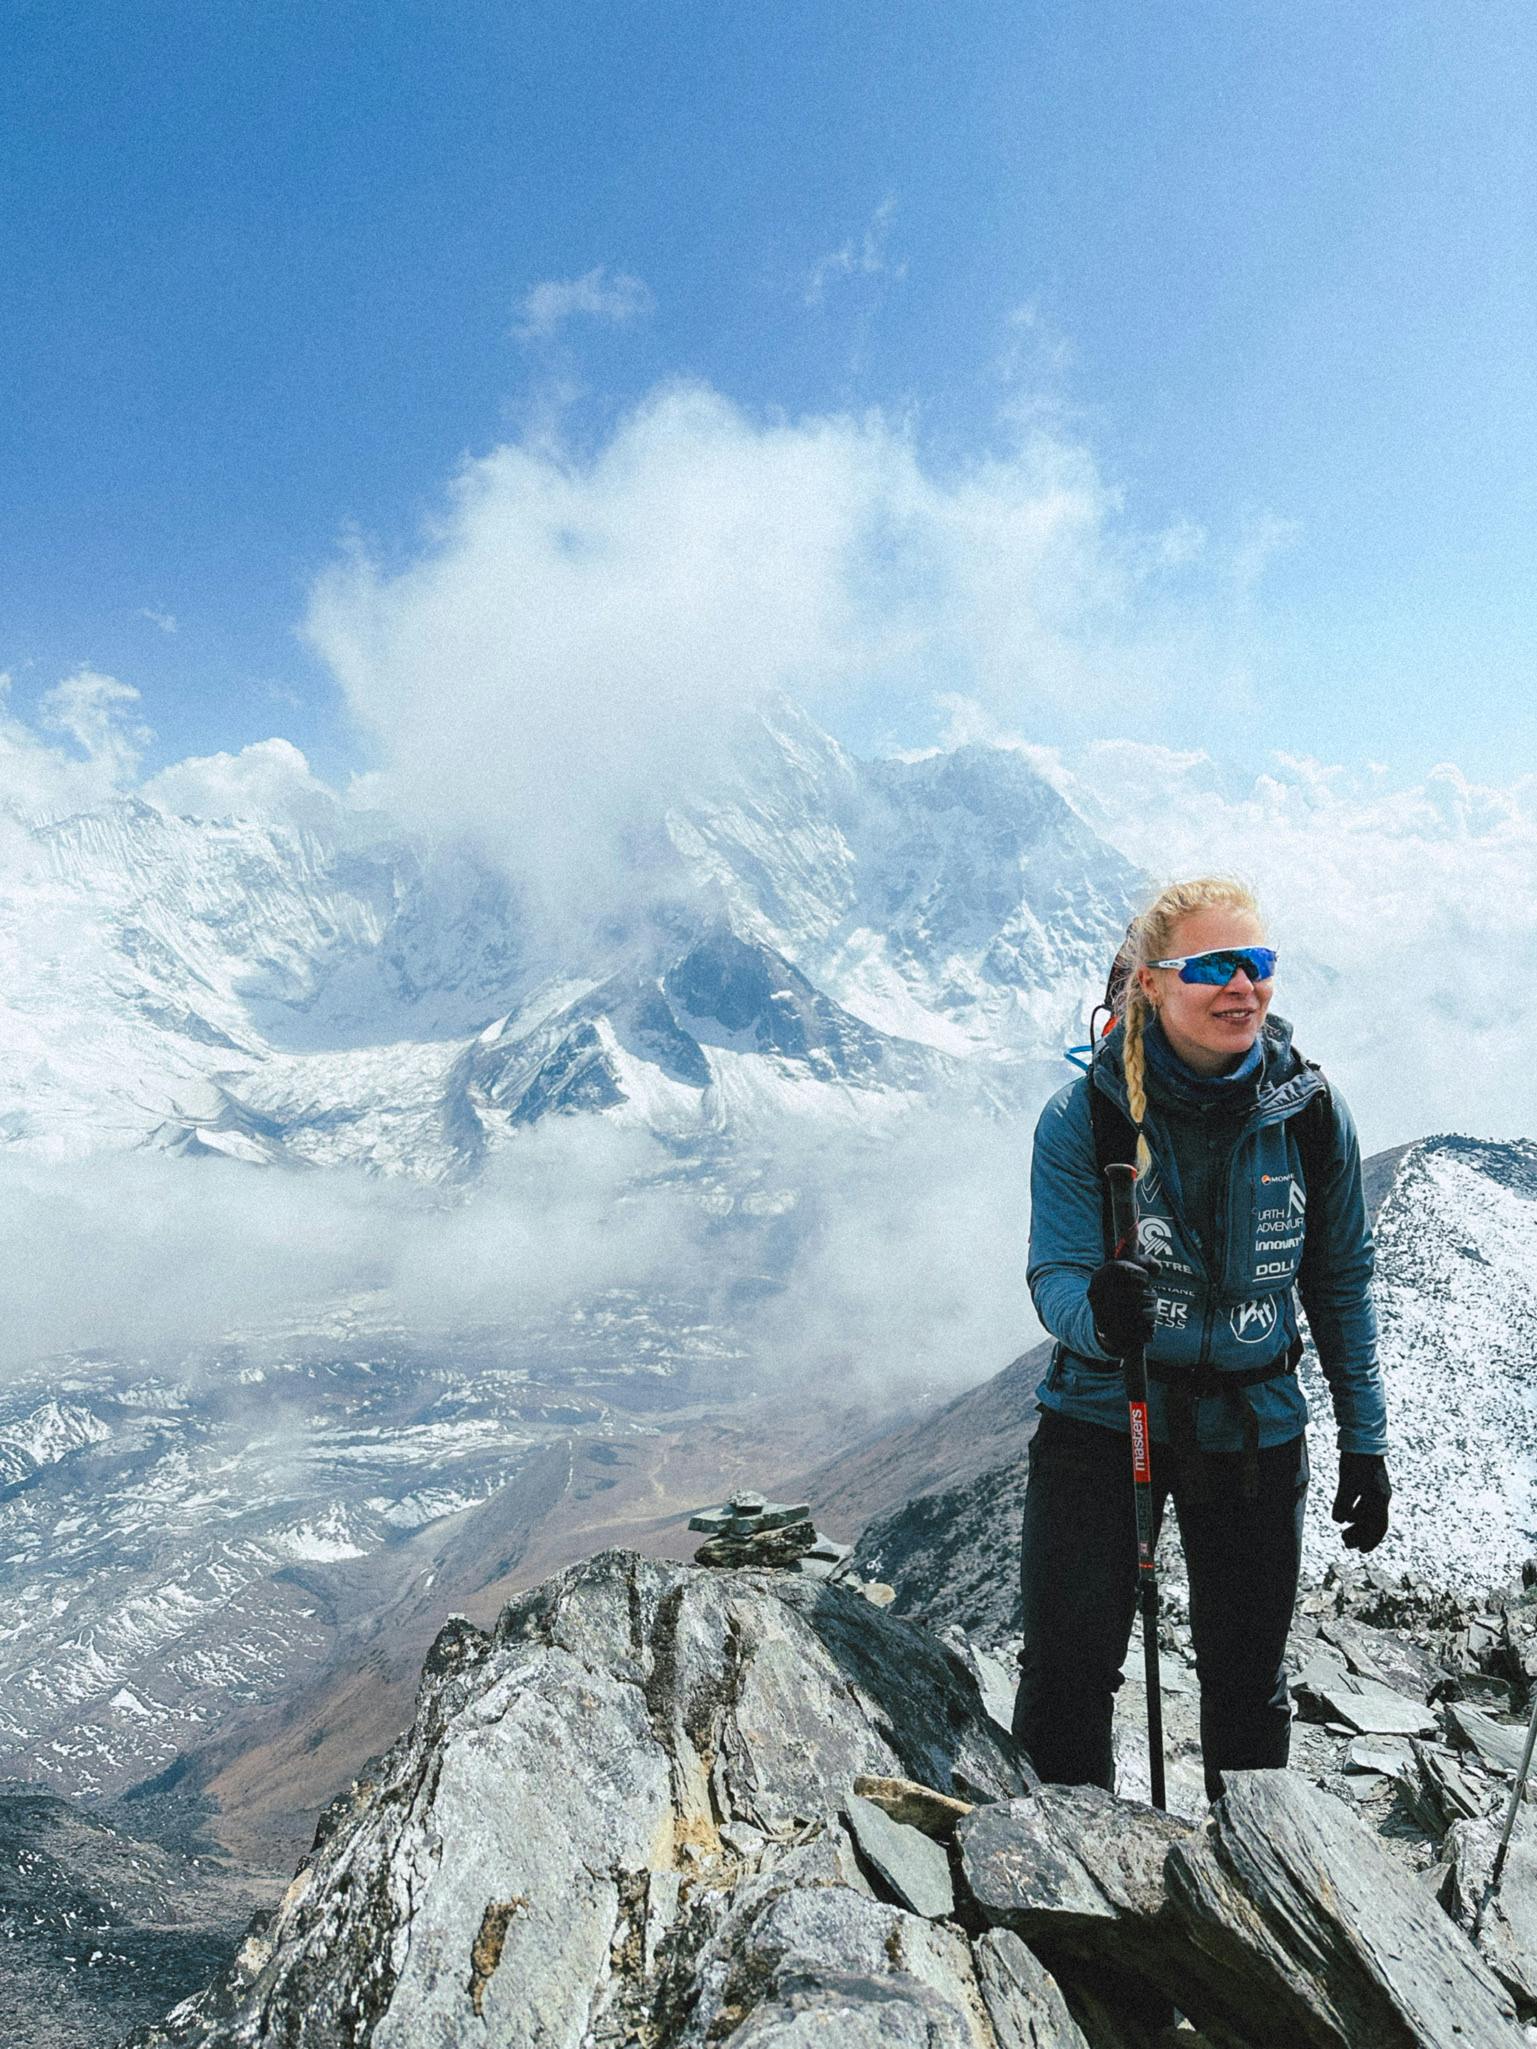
[445,912,953,1157]
[870,733,1069,815]
[0,704,1140,1170]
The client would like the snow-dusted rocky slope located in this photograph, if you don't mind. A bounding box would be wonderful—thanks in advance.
[1303,1133,1537,1593]
[0,1286,769,1820]
[0,1787,270,2049]
[0,700,1140,1173]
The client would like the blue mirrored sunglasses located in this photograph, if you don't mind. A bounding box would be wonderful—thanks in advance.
[1145,945,1277,985]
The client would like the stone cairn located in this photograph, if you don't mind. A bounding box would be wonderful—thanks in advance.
[689,1487,893,1602]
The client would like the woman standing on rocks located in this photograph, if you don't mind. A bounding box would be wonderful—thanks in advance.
[1012,875,1391,1803]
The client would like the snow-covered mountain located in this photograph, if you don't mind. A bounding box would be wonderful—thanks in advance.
[1316,1133,1537,1593]
[0,1293,765,1828]
[0,700,1148,1843]
[0,700,1141,1173]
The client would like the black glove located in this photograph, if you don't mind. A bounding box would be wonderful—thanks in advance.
[1087,1257,1160,1357]
[1332,1452,1392,1552]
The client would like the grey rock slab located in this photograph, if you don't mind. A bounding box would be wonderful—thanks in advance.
[970,1928,1092,2048]
[935,1629,1021,1737]
[787,1553,837,1580]
[1341,1771,1389,1799]
[674,1870,996,2049]
[127,1639,674,2049]
[1346,1735,1415,1777]
[501,1551,1032,1838]
[1162,1769,1523,2048]
[1320,1618,1443,1700]
[843,1791,954,1919]
[1450,1703,1534,1776]
[1458,1674,1522,1715]
[1412,1738,1490,1834]
[368,1646,676,2049]
[755,1819,873,1893]
[957,1784,1193,1951]
[644,1868,682,1974]
[1313,1673,1438,1736]
[720,1820,768,1860]
[1438,1812,1537,2010]
[1290,1646,1352,1721]
[719,1972,983,2048]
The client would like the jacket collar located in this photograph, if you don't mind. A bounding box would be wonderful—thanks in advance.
[1090,1011,1319,1124]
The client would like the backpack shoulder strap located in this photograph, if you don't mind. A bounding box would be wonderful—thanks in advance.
[1292,1061,1332,1199]
[1089,1077,1138,1174]
[1088,1075,1139,1255]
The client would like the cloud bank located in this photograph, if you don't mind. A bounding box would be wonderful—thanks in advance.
[946,711,1537,1152]
[0,1119,705,1371]
[0,1098,1041,1407]
[4,382,1532,1376]
[304,380,1242,954]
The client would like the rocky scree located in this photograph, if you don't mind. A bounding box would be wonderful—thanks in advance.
[125,1547,1532,2049]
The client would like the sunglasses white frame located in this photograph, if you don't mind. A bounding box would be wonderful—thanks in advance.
[1146,946,1278,976]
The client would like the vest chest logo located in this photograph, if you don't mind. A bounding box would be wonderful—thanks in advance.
[1230,1296,1280,1344]
[1137,1215,1175,1261]
[1136,1209,1195,1280]
[1255,1174,1306,1258]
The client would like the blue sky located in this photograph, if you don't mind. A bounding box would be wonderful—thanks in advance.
[2,0,1532,786]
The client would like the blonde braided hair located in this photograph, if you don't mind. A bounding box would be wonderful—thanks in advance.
[1116,876,1263,1176]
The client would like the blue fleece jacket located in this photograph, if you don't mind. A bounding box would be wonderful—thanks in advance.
[1027,1012,1388,1455]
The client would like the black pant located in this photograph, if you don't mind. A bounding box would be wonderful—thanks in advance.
[1011,1407,1309,1803]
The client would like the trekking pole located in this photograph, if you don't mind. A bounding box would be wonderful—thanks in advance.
[1105,1161,1166,1811]
[1472,1678,1537,1939]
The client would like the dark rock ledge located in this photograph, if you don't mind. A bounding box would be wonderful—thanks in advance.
[124,1549,1529,2049]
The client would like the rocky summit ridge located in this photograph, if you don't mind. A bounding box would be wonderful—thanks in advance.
[125,1547,1532,2049]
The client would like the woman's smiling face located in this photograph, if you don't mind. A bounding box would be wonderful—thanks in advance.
[1137,906,1274,1075]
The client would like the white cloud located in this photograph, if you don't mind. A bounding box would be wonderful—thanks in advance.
[39,669,149,785]
[0,1063,1046,1402]
[304,380,1245,958]
[142,738,341,831]
[0,669,147,821]
[513,265,654,342]
[747,1103,1040,1408]
[139,607,178,635]
[0,1117,714,1373]
[1044,742,1537,1153]
[805,196,908,307]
